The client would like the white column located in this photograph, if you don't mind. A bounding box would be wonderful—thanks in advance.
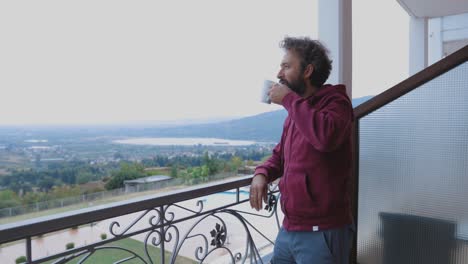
[428,17,443,65]
[318,0,352,97]
[409,17,428,75]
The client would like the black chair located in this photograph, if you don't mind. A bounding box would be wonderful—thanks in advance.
[379,212,456,264]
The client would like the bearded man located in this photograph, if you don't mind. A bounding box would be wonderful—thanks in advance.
[250,36,355,264]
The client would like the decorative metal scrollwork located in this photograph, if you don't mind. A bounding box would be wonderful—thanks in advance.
[109,208,162,237]
[264,193,277,212]
[37,189,280,264]
[210,223,227,247]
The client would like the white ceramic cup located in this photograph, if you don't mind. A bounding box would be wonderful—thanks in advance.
[261,80,275,104]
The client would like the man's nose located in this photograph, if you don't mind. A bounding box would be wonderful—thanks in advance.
[277,69,284,80]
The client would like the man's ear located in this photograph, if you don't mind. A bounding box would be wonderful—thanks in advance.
[303,64,314,79]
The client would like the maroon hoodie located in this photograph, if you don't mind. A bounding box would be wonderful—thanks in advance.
[255,84,354,231]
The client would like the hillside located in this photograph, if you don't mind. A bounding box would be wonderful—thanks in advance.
[148,95,373,142]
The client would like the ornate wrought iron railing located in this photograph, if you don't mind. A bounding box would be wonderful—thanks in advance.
[0,175,281,264]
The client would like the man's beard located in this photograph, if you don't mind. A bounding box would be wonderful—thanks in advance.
[279,77,307,96]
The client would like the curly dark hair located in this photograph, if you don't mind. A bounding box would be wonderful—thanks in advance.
[280,36,332,87]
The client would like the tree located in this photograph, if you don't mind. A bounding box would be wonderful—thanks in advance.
[76,172,93,184]
[50,185,81,199]
[230,156,243,171]
[201,165,209,177]
[0,190,21,209]
[104,162,145,190]
[192,167,202,179]
[38,176,56,192]
[201,165,209,182]
[22,192,46,206]
[170,164,178,178]
[203,152,220,175]
[179,170,190,184]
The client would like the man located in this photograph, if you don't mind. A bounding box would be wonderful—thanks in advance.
[249,36,354,264]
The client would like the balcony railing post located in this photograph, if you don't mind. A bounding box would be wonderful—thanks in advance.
[351,118,360,264]
[160,205,165,264]
[26,236,32,263]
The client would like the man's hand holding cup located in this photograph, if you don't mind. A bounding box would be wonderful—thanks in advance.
[269,83,292,105]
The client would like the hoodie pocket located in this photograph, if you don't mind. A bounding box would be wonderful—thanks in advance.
[304,173,315,201]
[286,173,316,217]
[278,178,288,216]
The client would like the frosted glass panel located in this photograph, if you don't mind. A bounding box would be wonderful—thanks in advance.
[357,62,468,264]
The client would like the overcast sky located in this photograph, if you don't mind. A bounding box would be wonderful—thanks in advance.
[0,0,409,125]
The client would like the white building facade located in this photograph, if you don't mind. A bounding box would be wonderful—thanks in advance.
[317,0,468,95]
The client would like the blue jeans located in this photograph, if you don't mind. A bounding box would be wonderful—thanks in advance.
[271,225,354,264]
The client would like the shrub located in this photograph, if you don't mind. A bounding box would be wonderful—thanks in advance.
[66,242,75,250]
[100,233,107,240]
[15,256,27,264]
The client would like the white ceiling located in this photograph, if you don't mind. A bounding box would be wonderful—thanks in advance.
[397,0,468,18]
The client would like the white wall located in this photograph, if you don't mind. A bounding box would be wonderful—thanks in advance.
[427,12,468,65]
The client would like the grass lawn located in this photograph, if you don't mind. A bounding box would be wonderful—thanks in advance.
[44,237,196,264]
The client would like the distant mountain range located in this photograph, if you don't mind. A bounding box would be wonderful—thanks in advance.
[147,95,373,142]
[0,96,373,143]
